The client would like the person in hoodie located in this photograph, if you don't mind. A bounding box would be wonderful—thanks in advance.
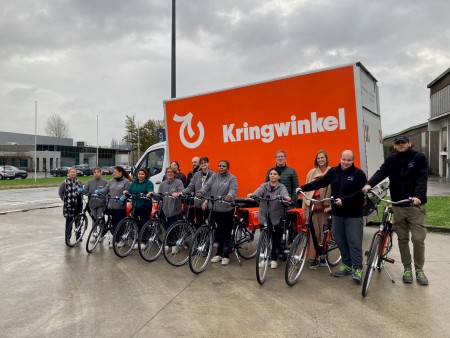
[98,166,131,243]
[123,168,154,236]
[297,150,367,285]
[247,167,291,269]
[83,167,108,222]
[197,160,238,266]
[173,156,214,226]
[159,166,184,228]
[363,135,429,286]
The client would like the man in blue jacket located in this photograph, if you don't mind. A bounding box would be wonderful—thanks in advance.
[363,135,429,285]
[297,150,367,284]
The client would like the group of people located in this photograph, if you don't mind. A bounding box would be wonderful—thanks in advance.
[59,134,429,286]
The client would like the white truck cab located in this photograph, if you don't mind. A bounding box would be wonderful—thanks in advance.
[133,141,168,193]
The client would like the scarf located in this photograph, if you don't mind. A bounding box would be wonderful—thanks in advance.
[63,178,82,217]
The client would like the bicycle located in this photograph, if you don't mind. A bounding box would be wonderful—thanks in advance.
[248,195,298,285]
[113,193,153,258]
[86,194,117,253]
[137,193,166,262]
[162,194,197,266]
[65,190,91,247]
[362,191,412,297]
[189,196,259,274]
[285,191,341,286]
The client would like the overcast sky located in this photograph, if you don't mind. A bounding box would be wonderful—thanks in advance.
[1,0,449,147]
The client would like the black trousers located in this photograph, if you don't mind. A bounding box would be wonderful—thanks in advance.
[212,210,234,258]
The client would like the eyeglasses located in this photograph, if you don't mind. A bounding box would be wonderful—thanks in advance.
[166,171,174,173]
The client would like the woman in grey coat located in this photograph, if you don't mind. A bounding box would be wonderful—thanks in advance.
[83,167,107,221]
[248,167,291,269]
[198,160,238,266]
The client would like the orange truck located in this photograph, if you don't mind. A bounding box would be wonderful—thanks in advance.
[135,62,384,197]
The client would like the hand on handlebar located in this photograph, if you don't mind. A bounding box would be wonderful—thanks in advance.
[362,184,372,193]
[296,187,303,194]
[411,197,421,206]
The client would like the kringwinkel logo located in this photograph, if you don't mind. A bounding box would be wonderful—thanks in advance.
[173,112,205,149]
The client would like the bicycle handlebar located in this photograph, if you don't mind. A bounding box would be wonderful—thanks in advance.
[247,194,292,206]
[296,190,335,204]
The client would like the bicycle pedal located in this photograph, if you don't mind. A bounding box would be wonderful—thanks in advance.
[383,257,395,264]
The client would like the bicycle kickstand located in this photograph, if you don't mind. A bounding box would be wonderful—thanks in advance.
[324,258,333,276]
[234,250,242,266]
[383,266,396,283]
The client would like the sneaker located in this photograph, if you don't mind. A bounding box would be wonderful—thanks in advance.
[416,269,429,285]
[309,260,319,270]
[221,258,230,265]
[116,242,125,249]
[352,268,362,284]
[132,243,138,250]
[164,245,170,253]
[259,260,267,268]
[319,258,327,267]
[334,265,353,277]
[270,260,278,269]
[403,267,413,284]
[171,246,179,254]
[210,255,223,263]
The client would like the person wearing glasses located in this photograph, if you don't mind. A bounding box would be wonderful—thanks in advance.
[173,156,214,226]
[363,135,429,285]
[197,160,238,265]
[265,150,299,207]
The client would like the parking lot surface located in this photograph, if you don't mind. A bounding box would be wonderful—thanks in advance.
[1,206,450,337]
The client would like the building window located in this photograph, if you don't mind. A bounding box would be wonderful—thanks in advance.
[442,126,448,152]
[37,158,39,171]
[50,158,54,169]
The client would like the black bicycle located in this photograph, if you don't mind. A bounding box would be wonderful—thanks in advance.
[285,191,341,286]
[137,193,166,262]
[189,196,257,274]
[163,195,197,266]
[113,193,153,258]
[86,194,116,253]
[248,195,297,285]
[65,191,91,247]
[362,191,412,297]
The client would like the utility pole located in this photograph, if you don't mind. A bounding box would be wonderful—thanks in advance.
[171,0,176,98]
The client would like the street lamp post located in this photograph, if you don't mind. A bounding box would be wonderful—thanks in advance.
[171,0,176,98]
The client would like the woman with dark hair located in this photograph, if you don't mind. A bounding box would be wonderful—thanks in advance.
[248,167,291,269]
[59,167,83,239]
[124,168,154,240]
[98,166,131,245]
[83,167,108,223]
[302,150,332,270]
[198,160,238,265]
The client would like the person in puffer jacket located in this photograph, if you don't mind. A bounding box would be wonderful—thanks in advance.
[198,160,238,266]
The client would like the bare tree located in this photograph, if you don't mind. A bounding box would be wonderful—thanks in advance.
[45,114,71,138]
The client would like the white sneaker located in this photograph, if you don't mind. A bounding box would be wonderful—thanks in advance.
[271,260,278,269]
[165,246,170,253]
[133,243,138,250]
[259,260,266,268]
[116,242,125,249]
[171,246,179,254]
[221,258,230,265]
[210,255,223,263]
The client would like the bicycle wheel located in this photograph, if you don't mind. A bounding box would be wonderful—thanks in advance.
[362,233,381,297]
[235,225,260,259]
[138,219,165,262]
[325,234,341,267]
[189,225,213,274]
[86,219,104,253]
[66,214,88,247]
[377,232,393,271]
[285,232,309,286]
[113,217,138,258]
[256,229,271,285]
[163,221,195,266]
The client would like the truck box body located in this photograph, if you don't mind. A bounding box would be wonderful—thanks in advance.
[137,63,383,196]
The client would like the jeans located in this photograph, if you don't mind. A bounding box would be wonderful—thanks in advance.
[332,216,363,270]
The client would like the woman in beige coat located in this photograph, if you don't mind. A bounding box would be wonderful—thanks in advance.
[302,150,332,270]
